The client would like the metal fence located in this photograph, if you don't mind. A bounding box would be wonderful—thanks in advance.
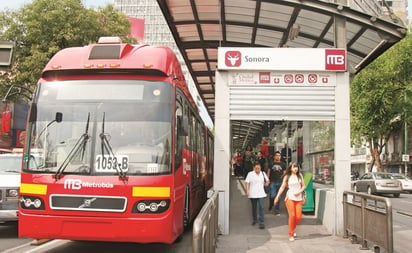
[192,190,219,253]
[343,191,393,253]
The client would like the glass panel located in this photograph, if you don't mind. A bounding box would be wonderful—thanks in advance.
[26,79,172,176]
[231,120,335,185]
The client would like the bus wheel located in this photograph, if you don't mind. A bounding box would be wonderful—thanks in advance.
[183,186,190,228]
[174,233,183,243]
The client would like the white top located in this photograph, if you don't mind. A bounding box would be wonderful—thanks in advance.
[245,171,268,198]
[287,174,303,201]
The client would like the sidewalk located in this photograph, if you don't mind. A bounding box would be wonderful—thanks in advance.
[216,176,373,253]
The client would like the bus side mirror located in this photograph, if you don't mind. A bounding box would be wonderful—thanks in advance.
[55,112,63,123]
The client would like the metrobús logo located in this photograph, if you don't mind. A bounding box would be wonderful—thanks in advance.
[64,179,114,190]
[259,72,270,84]
[225,51,241,67]
[325,49,346,71]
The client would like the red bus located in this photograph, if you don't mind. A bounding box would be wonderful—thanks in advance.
[18,37,214,244]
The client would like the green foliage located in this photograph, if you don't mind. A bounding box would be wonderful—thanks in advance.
[0,0,135,102]
[351,32,412,170]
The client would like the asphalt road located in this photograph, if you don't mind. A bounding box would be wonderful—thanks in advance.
[2,192,412,253]
[391,193,412,253]
[0,222,193,253]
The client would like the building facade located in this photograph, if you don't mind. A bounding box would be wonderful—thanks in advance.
[113,0,212,127]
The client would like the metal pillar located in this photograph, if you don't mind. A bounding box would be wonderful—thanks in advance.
[334,0,352,236]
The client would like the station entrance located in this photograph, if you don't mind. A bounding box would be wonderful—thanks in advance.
[213,47,351,235]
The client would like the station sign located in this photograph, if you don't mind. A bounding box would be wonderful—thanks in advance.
[218,47,346,72]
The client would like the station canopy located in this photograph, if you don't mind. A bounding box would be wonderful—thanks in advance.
[157,0,406,148]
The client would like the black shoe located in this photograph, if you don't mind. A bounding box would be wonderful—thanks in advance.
[268,206,273,211]
[259,224,265,229]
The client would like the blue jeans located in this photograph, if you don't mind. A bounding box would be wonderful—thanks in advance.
[270,181,282,211]
[250,197,265,225]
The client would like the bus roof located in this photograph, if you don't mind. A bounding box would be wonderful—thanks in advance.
[39,37,198,114]
[41,39,184,81]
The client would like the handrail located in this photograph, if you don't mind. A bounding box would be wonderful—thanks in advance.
[343,191,393,253]
[192,190,219,253]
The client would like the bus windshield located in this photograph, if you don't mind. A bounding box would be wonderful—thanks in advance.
[25,79,172,176]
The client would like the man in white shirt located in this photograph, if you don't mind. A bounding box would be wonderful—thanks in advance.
[245,162,269,229]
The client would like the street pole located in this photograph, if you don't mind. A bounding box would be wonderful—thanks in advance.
[404,91,408,176]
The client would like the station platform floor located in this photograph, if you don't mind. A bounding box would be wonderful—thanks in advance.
[215,176,373,253]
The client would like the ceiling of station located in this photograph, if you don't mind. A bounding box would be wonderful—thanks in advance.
[156,0,406,149]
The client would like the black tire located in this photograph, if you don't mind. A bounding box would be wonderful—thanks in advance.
[394,193,400,198]
[174,186,190,244]
[174,233,184,243]
[183,186,190,228]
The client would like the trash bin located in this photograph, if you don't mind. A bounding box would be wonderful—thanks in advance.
[303,172,314,212]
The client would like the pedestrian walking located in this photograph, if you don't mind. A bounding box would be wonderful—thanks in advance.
[260,140,269,158]
[245,162,269,229]
[242,144,254,179]
[233,150,243,177]
[256,151,267,171]
[267,151,286,215]
[274,162,306,241]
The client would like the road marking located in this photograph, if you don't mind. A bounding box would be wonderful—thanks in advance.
[25,240,66,253]
[1,242,33,253]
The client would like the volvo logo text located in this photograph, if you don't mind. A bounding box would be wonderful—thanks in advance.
[79,197,97,208]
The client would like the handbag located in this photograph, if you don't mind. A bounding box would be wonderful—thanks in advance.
[263,172,270,194]
[301,191,307,205]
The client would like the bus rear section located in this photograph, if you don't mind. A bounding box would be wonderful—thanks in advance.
[18,37,213,243]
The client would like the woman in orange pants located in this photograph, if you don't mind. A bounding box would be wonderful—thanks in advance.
[274,162,306,241]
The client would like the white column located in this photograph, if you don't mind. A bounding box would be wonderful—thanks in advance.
[334,71,351,235]
[214,70,231,235]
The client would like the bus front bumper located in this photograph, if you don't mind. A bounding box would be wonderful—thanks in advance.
[18,211,180,244]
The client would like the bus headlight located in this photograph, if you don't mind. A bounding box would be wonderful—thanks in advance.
[19,195,45,210]
[137,202,147,212]
[133,199,170,214]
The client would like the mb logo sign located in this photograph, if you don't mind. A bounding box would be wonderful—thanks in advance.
[64,179,82,190]
[325,49,346,71]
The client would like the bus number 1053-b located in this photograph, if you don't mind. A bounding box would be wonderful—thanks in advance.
[95,155,129,172]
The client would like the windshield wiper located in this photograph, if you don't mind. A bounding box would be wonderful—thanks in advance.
[54,113,91,180]
[4,170,20,173]
[99,112,127,181]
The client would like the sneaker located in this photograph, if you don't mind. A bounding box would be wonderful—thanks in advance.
[289,237,295,241]
[293,232,297,237]
[274,210,280,216]
[259,224,265,229]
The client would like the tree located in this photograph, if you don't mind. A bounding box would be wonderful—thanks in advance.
[0,0,135,102]
[351,33,412,172]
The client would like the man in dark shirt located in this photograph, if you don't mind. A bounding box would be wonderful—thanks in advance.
[267,151,286,215]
